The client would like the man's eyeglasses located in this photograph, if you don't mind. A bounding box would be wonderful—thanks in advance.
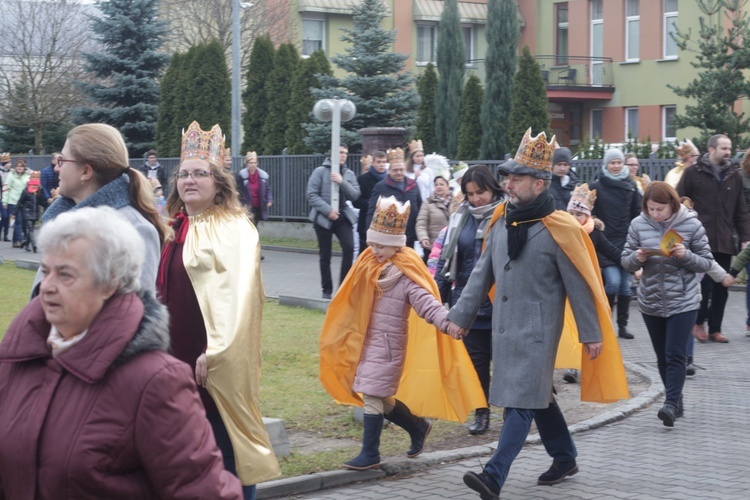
[56,157,77,169]
[175,170,211,180]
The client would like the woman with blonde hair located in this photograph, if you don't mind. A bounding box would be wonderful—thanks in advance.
[158,122,280,499]
[35,123,167,294]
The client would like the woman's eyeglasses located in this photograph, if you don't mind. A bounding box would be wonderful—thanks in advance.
[57,157,77,169]
[175,170,211,180]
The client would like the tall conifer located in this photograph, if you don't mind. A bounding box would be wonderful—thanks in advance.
[507,46,550,147]
[416,63,438,153]
[242,36,275,153]
[262,43,300,155]
[456,75,484,160]
[435,0,464,158]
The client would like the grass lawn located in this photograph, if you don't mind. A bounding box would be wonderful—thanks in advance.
[0,263,473,477]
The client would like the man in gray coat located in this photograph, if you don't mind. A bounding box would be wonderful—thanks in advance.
[307,145,361,299]
[446,129,603,499]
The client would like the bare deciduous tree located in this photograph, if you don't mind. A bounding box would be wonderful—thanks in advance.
[0,0,93,153]
[161,0,291,69]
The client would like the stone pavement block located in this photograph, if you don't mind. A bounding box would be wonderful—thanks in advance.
[15,259,39,271]
[263,417,290,457]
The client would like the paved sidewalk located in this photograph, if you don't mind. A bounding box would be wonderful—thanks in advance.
[283,291,750,500]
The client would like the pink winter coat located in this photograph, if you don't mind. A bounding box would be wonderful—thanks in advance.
[352,266,451,398]
[0,292,241,500]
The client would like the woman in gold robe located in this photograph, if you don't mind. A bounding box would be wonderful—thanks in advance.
[157,122,279,499]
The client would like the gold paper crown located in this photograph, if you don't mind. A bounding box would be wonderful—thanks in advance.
[674,139,697,159]
[180,121,225,169]
[224,147,231,157]
[570,183,597,210]
[408,139,423,155]
[370,196,410,236]
[0,152,9,163]
[246,151,258,161]
[387,147,405,165]
[513,128,558,172]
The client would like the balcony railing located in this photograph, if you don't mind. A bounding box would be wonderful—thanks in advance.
[533,55,614,88]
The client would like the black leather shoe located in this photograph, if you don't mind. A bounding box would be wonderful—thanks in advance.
[322,292,332,300]
[468,408,490,435]
[463,471,500,500]
[538,460,578,485]
[675,397,684,419]
[658,403,677,427]
[618,327,634,339]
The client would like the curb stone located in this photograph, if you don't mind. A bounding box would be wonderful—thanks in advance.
[257,361,662,499]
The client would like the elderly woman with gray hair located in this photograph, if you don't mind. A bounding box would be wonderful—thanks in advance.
[0,207,242,498]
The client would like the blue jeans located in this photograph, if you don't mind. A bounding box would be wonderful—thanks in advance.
[208,412,257,500]
[483,401,576,489]
[602,265,632,296]
[7,205,23,243]
[642,310,697,407]
[0,204,9,238]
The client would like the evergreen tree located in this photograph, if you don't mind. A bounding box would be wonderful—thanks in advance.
[285,51,333,154]
[183,41,231,144]
[261,43,300,155]
[480,0,520,159]
[456,75,484,160]
[416,63,438,153]
[304,0,419,152]
[156,52,184,157]
[507,46,550,147]
[435,0,465,158]
[76,0,169,155]
[668,0,750,149]
[242,35,275,153]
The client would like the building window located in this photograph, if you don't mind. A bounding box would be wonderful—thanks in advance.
[664,0,679,59]
[591,0,603,84]
[626,0,639,62]
[626,107,639,140]
[417,24,437,65]
[463,25,475,65]
[590,108,603,139]
[663,105,677,141]
[556,3,569,65]
[302,18,325,57]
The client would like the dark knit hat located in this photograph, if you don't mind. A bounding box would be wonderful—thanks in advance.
[553,147,572,165]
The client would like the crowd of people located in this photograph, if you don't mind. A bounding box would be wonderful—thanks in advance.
[1,123,749,499]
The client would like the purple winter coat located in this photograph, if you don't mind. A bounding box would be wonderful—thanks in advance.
[352,269,451,398]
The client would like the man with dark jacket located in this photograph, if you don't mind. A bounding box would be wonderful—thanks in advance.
[366,148,421,248]
[236,151,273,224]
[353,150,388,252]
[307,145,361,299]
[40,153,60,205]
[677,134,750,343]
[137,150,168,195]
[548,147,579,210]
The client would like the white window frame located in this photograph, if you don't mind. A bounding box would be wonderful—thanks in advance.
[591,0,604,85]
[590,108,603,140]
[625,0,640,62]
[662,105,677,141]
[663,0,679,59]
[463,25,475,67]
[416,23,438,66]
[625,107,639,140]
[556,3,569,65]
[301,15,326,58]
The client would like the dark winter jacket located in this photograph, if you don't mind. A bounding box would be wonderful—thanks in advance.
[366,175,422,246]
[39,165,59,200]
[236,167,273,221]
[677,156,750,255]
[0,291,242,499]
[590,175,641,253]
[588,217,622,268]
[13,188,48,222]
[549,170,580,210]
[354,169,385,243]
[137,162,169,195]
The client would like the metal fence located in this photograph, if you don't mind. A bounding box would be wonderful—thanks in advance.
[12,154,681,222]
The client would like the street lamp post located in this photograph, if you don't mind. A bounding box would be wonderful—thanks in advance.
[231,1,253,159]
[313,98,356,211]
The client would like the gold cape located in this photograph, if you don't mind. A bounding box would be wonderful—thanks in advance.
[487,204,630,403]
[183,209,280,485]
[319,247,487,422]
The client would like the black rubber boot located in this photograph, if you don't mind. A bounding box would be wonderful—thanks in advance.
[343,413,383,470]
[617,295,634,339]
[468,408,490,435]
[606,293,616,310]
[385,400,432,458]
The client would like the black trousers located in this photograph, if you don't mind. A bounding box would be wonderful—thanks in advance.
[463,327,492,403]
[314,218,354,295]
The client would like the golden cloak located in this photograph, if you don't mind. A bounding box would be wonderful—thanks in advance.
[487,204,630,403]
[183,209,280,485]
[319,247,487,422]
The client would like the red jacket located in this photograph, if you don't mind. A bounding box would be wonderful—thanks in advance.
[0,292,241,499]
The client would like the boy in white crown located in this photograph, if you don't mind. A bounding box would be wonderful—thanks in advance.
[319,196,486,471]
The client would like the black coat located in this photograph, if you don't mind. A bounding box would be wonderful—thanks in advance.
[549,170,580,210]
[353,170,385,243]
[366,176,422,246]
[590,175,641,253]
[14,189,48,222]
[589,219,622,268]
